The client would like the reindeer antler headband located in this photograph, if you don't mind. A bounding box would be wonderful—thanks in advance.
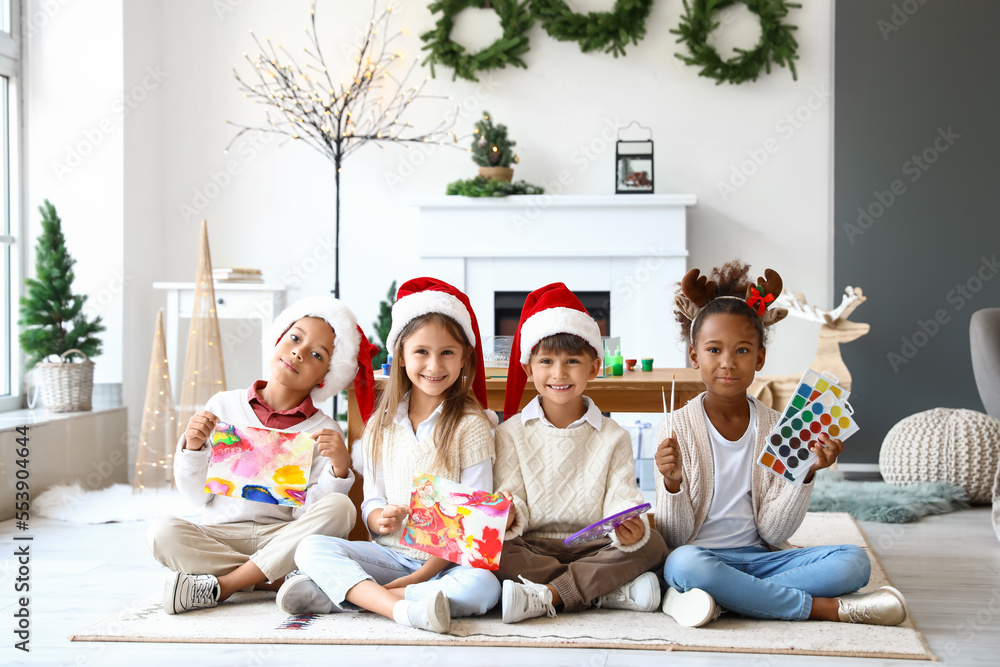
[675,268,789,343]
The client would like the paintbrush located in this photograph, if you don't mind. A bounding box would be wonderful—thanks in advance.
[662,375,677,479]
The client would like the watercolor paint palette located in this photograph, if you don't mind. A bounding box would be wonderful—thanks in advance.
[205,423,315,507]
[778,369,851,427]
[758,390,860,485]
[401,473,511,571]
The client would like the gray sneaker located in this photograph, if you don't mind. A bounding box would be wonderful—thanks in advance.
[163,572,220,615]
[406,590,451,634]
[276,572,335,615]
[661,586,721,627]
[838,586,908,626]
[596,572,661,612]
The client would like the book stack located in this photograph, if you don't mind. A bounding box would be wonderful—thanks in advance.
[213,267,263,283]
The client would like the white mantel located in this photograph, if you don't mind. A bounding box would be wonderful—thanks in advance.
[412,194,697,367]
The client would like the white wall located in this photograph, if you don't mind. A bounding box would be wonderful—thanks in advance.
[26,0,835,457]
[148,0,834,367]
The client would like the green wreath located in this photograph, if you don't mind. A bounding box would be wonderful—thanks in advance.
[420,0,534,82]
[672,0,801,85]
[530,0,653,57]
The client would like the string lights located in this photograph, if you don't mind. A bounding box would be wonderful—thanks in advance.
[227,1,464,298]
[132,311,178,493]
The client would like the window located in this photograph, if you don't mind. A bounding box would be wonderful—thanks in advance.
[0,0,20,411]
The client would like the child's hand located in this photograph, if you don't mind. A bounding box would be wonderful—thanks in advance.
[804,433,845,483]
[376,504,410,534]
[614,516,644,546]
[501,491,516,530]
[184,411,218,450]
[384,574,419,590]
[313,429,350,479]
[655,433,682,493]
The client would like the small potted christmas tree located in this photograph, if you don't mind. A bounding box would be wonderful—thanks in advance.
[19,200,105,411]
[472,111,518,182]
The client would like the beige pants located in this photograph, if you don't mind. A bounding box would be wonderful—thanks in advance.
[147,493,356,582]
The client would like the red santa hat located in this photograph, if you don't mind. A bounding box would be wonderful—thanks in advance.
[503,283,603,420]
[270,296,377,423]
[386,277,489,410]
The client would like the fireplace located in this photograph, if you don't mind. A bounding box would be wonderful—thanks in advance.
[494,291,610,336]
[411,194,697,369]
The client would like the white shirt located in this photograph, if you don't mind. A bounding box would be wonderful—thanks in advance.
[520,395,603,430]
[692,399,764,549]
[360,392,493,525]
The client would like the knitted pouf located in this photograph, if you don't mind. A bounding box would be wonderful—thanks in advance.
[880,408,1000,504]
[993,462,999,542]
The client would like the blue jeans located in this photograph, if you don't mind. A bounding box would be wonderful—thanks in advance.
[663,544,871,621]
[295,535,501,618]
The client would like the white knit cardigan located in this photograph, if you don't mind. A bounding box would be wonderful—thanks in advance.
[653,392,814,550]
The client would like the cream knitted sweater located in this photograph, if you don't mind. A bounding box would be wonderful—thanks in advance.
[494,413,650,552]
[367,411,495,562]
[654,392,813,550]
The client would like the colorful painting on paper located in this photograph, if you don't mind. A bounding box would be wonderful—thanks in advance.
[400,473,511,571]
[205,423,314,507]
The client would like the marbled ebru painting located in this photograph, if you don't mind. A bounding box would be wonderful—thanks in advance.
[205,423,314,506]
[401,473,511,570]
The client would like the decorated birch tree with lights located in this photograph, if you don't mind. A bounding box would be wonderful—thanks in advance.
[228,1,462,298]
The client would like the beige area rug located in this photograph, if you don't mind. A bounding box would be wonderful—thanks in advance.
[72,513,934,660]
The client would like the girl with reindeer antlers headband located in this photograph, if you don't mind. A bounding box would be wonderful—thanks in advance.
[653,260,908,629]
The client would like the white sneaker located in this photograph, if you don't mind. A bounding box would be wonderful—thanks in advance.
[163,572,220,615]
[502,576,557,623]
[406,590,451,634]
[276,572,334,615]
[838,586,908,626]
[661,586,721,627]
[596,572,661,612]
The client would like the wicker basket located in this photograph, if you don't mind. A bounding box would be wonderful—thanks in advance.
[35,349,95,412]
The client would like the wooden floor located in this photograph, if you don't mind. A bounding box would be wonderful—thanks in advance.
[3,508,999,666]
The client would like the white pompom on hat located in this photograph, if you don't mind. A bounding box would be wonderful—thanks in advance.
[270,296,368,406]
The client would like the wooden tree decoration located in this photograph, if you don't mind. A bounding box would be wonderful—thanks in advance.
[133,310,177,492]
[228,0,462,298]
[176,220,226,441]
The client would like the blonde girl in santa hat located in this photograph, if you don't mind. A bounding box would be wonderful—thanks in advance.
[149,296,378,615]
[278,278,501,634]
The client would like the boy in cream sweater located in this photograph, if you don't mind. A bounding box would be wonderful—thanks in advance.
[493,283,668,623]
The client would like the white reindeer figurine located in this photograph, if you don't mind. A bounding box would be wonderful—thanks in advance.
[751,287,868,410]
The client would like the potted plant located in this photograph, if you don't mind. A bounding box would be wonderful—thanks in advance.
[18,200,105,411]
[472,111,518,182]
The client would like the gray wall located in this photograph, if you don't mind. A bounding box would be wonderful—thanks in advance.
[835,1,1000,463]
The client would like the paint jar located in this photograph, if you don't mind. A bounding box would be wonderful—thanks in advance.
[381,363,390,376]
[640,358,653,371]
[625,359,637,371]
